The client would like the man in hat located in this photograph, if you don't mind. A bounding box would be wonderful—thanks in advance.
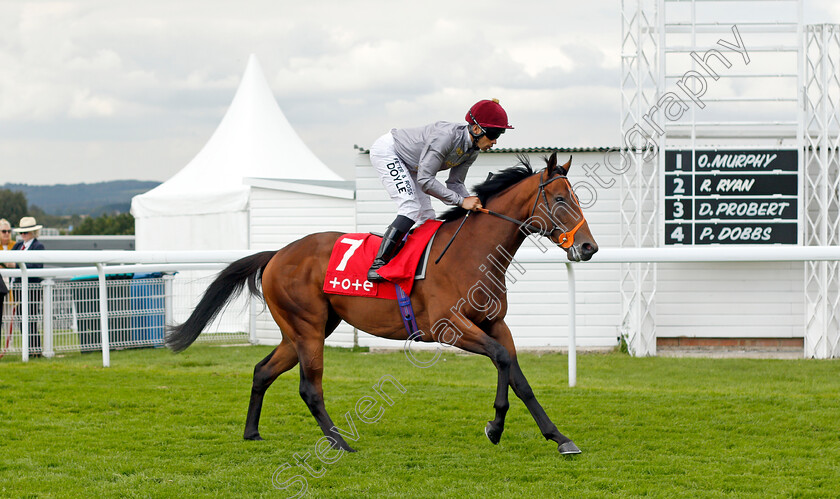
[12,216,45,357]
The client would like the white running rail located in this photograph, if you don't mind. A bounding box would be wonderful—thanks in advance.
[2,247,839,379]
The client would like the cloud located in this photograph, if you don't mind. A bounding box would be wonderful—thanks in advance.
[21,1,837,185]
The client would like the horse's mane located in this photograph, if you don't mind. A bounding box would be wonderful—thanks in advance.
[438,154,535,223]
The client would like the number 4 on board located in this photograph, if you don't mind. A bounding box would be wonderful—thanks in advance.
[670,225,684,243]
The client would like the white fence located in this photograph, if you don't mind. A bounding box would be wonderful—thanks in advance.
[1,251,257,366]
[2,247,839,374]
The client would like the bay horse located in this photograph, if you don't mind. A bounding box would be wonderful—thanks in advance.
[166,151,598,455]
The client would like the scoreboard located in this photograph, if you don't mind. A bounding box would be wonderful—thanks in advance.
[664,150,798,245]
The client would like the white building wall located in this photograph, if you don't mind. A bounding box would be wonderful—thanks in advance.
[136,211,252,337]
[242,150,806,352]
[356,149,806,350]
[249,187,356,348]
[657,262,804,338]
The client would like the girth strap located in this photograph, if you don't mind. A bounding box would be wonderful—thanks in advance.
[395,283,422,341]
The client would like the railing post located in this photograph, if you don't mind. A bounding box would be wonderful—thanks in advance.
[42,278,54,358]
[249,294,258,345]
[163,273,175,330]
[96,264,110,368]
[566,263,577,388]
[20,263,29,362]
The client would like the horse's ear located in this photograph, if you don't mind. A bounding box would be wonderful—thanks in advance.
[558,155,572,175]
[547,152,558,174]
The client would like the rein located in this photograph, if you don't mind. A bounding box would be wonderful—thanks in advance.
[435,171,587,263]
[477,206,584,249]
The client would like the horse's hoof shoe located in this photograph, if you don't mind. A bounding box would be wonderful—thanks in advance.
[558,441,581,455]
[484,422,501,445]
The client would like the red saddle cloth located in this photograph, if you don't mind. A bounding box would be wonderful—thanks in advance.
[323,220,443,300]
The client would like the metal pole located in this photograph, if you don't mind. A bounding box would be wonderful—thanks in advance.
[96,263,110,367]
[819,25,830,359]
[249,294,257,345]
[21,263,29,362]
[163,274,174,329]
[566,263,577,388]
[43,278,54,358]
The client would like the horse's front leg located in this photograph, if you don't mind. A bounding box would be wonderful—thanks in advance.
[484,337,512,446]
[488,320,581,455]
[443,319,512,446]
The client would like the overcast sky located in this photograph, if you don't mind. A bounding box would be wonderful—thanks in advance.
[1,1,838,185]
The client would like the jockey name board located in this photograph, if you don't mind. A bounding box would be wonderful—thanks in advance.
[664,149,798,245]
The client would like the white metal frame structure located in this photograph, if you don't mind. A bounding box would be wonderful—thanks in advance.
[621,1,840,358]
[620,0,660,356]
[803,24,840,358]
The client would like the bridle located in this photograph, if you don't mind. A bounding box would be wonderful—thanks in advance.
[478,168,587,249]
[435,168,587,264]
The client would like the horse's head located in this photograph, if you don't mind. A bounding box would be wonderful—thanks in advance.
[530,152,598,262]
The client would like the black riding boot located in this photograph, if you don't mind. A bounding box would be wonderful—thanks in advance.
[367,226,407,282]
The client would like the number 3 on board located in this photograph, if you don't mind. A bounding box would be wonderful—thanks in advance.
[673,201,684,219]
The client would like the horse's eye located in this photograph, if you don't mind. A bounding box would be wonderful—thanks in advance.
[554,196,565,203]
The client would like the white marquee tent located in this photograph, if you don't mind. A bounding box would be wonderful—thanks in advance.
[131,55,354,345]
[131,54,344,251]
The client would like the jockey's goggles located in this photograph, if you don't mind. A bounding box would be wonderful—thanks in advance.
[483,127,505,140]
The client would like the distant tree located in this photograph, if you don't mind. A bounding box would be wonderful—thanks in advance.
[28,205,63,229]
[0,189,28,225]
[71,213,135,235]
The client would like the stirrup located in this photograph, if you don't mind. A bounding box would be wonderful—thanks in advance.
[367,260,387,282]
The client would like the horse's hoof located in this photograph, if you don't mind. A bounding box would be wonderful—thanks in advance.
[244,433,263,441]
[484,422,502,445]
[558,441,581,455]
[331,440,357,453]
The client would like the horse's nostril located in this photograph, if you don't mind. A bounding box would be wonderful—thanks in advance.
[582,242,597,255]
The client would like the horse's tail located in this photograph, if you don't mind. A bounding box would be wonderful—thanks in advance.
[165,250,277,353]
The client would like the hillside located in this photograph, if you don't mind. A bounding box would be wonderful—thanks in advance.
[2,180,160,216]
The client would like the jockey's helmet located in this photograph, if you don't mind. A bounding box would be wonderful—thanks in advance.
[466,99,514,130]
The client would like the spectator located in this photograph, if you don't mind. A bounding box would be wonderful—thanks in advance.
[0,219,14,336]
[12,217,45,358]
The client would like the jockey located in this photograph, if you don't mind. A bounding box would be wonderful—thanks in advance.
[367,99,513,282]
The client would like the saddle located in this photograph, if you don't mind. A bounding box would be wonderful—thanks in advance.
[323,220,442,300]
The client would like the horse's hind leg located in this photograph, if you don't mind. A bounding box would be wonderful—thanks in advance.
[296,335,357,452]
[244,341,298,440]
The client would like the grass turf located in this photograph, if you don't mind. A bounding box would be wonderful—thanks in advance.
[1,345,838,498]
